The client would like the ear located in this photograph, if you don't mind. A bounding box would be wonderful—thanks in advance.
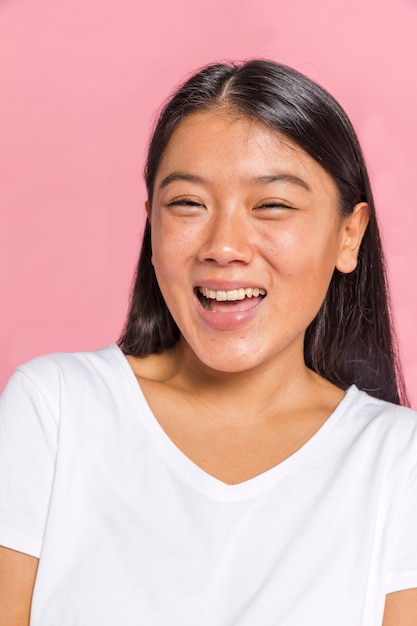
[336,202,369,274]
[145,200,151,224]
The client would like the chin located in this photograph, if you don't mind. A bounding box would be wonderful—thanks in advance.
[191,344,264,375]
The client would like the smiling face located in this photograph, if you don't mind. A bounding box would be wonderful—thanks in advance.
[148,109,365,375]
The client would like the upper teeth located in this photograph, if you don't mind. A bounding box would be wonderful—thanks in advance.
[198,287,266,301]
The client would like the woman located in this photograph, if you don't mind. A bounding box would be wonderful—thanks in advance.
[1,60,416,625]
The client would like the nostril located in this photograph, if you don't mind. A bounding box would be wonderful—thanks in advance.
[198,248,253,265]
[197,227,254,265]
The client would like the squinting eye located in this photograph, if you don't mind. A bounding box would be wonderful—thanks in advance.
[167,198,204,207]
[254,202,295,211]
[165,197,207,216]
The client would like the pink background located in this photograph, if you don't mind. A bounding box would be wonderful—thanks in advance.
[1,0,416,404]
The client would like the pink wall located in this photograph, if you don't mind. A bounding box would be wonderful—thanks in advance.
[1,0,416,403]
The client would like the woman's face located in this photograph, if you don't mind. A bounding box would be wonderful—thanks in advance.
[148,109,364,374]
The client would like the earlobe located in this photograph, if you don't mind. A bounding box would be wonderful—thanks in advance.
[336,202,370,274]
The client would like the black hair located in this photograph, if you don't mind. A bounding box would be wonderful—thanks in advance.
[119,59,408,406]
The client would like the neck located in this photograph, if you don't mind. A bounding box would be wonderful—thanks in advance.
[167,338,327,427]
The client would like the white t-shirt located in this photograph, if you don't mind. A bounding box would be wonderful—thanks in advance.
[1,344,417,626]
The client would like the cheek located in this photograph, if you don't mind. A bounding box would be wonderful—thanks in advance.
[152,214,200,256]
[151,243,179,284]
[150,226,195,298]
[151,221,180,266]
[262,223,341,282]
[261,226,309,274]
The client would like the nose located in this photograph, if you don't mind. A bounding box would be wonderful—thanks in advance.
[197,207,254,265]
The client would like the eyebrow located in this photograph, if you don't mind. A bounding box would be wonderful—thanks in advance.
[158,173,207,190]
[158,171,311,192]
[250,174,311,191]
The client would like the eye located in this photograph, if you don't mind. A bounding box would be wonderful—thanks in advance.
[166,197,206,215]
[167,198,203,207]
[253,200,296,214]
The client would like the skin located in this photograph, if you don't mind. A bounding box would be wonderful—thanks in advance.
[134,110,367,487]
[144,110,369,427]
[137,111,363,482]
[2,108,415,624]
[383,589,417,625]
[148,111,364,378]
[0,546,38,625]
[149,113,358,376]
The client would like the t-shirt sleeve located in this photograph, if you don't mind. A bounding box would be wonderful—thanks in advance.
[0,367,58,558]
[386,447,417,594]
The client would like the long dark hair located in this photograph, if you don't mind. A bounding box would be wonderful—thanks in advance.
[119,60,408,406]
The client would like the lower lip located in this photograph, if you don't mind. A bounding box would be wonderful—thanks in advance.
[194,294,264,331]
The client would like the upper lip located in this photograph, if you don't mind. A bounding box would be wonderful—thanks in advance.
[194,280,267,291]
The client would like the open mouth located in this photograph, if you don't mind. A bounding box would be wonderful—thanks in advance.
[195,287,267,311]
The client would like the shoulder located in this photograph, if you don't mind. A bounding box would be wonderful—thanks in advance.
[2,344,124,406]
[344,386,417,459]
[15,343,120,377]
[350,387,417,425]
[1,344,133,436]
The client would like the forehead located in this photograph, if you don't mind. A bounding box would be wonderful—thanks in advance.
[155,109,338,198]
[163,109,300,163]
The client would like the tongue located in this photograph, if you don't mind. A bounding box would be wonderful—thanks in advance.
[209,295,264,313]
